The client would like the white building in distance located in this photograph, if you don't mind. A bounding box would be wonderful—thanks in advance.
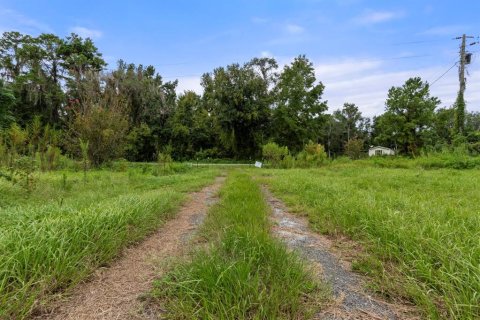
[368,146,395,157]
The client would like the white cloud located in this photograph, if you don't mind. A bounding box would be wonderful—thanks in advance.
[260,51,274,58]
[319,59,480,116]
[70,26,103,39]
[285,23,304,34]
[0,8,52,33]
[176,76,203,95]
[354,10,404,25]
[315,59,382,81]
[176,55,480,119]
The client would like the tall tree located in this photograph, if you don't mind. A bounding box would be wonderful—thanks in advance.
[169,91,199,159]
[59,33,106,113]
[106,61,170,125]
[375,77,440,155]
[0,31,31,80]
[0,80,15,127]
[340,103,363,141]
[0,32,66,125]
[166,90,218,160]
[324,113,345,157]
[36,34,65,124]
[465,111,480,146]
[327,103,367,155]
[433,107,455,146]
[19,34,66,125]
[202,57,276,158]
[465,111,480,132]
[102,61,178,160]
[272,55,327,152]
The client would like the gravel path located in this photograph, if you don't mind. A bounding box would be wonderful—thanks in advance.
[35,177,224,320]
[263,186,417,320]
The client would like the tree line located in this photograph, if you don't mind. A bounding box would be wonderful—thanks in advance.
[1,31,479,166]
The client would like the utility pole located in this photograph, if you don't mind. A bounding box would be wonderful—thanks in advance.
[454,34,474,134]
[458,34,467,96]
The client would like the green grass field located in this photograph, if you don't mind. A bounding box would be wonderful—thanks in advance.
[2,162,479,319]
[262,165,480,319]
[152,171,329,319]
[0,167,219,319]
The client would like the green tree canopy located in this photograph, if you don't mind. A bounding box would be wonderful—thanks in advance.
[272,55,327,152]
[375,77,440,156]
[202,57,276,158]
[0,80,15,127]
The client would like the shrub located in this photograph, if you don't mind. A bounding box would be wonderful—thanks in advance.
[157,152,173,173]
[67,106,128,166]
[281,154,295,168]
[11,156,37,192]
[79,139,90,182]
[296,141,327,167]
[0,137,6,166]
[124,124,156,162]
[262,142,288,168]
[194,147,223,161]
[0,80,15,128]
[42,145,61,171]
[344,138,364,160]
[7,123,27,159]
[468,142,480,155]
[113,158,129,172]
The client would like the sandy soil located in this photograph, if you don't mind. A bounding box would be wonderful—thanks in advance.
[35,177,224,320]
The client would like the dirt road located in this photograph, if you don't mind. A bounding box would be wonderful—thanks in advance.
[36,177,224,320]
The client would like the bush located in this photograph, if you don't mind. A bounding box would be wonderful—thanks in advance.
[157,152,173,173]
[0,138,6,166]
[194,147,223,161]
[281,154,295,168]
[112,158,130,172]
[344,138,364,160]
[262,142,288,168]
[11,156,37,192]
[7,123,27,158]
[66,106,128,166]
[39,145,61,171]
[57,155,77,170]
[468,142,480,155]
[296,141,327,167]
[334,156,353,164]
[124,124,156,162]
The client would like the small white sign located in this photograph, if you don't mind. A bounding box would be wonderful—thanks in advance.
[254,161,262,168]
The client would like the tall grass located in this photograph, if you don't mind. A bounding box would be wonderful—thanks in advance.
[348,152,480,170]
[0,167,219,319]
[264,167,480,319]
[152,172,329,319]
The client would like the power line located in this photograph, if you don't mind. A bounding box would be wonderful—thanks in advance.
[430,61,458,86]
[390,39,444,46]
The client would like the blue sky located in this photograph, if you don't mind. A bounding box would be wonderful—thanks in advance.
[1,0,479,116]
